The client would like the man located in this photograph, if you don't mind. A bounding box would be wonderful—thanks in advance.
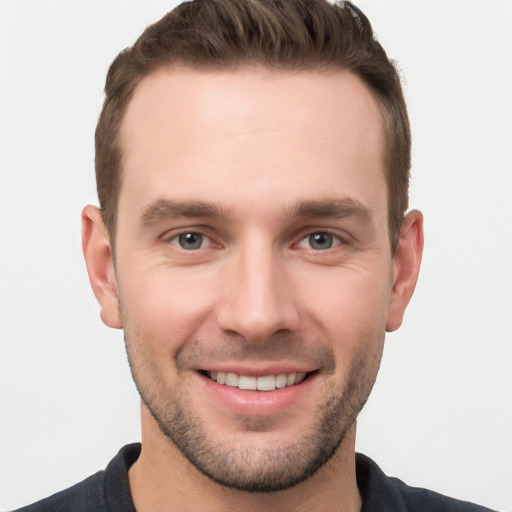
[11,1,498,511]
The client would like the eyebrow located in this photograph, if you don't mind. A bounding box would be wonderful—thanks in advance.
[139,197,372,226]
[140,199,231,226]
[287,198,373,222]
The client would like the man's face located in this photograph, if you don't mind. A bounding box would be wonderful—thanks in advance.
[112,68,397,491]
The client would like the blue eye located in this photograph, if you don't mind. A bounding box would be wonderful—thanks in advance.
[176,232,205,250]
[309,232,333,250]
[299,232,341,250]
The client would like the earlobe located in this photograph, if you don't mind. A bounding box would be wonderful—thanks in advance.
[81,205,122,329]
[386,210,424,332]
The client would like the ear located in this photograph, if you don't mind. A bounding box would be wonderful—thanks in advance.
[81,205,122,329]
[386,210,424,332]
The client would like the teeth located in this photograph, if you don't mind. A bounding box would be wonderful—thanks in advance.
[207,371,308,391]
[296,372,306,384]
[238,375,257,390]
[225,372,238,387]
[286,373,297,386]
[275,374,287,388]
[257,375,275,391]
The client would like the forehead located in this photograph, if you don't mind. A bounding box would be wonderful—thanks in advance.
[121,66,385,156]
[118,67,387,223]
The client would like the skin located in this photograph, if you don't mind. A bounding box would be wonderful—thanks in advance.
[82,67,423,512]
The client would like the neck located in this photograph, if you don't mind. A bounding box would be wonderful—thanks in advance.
[129,405,362,512]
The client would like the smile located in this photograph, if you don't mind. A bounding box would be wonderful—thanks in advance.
[205,371,308,391]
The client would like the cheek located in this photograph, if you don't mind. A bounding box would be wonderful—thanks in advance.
[118,265,221,345]
[299,264,391,347]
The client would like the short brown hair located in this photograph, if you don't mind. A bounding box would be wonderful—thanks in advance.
[95,0,410,250]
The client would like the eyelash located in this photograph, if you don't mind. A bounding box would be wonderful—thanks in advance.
[296,231,344,251]
[167,231,215,250]
[165,229,347,252]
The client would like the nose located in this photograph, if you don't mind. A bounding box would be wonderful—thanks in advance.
[216,241,300,343]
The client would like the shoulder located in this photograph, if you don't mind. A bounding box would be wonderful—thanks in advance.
[11,444,140,512]
[11,471,107,512]
[388,476,495,512]
[356,453,496,512]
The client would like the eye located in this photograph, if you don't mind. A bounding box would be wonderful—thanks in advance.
[298,232,341,251]
[171,232,211,250]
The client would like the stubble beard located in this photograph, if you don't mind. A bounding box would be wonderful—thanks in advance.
[123,326,383,493]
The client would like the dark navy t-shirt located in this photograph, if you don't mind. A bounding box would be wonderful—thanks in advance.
[13,444,495,511]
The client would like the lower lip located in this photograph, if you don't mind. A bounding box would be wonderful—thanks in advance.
[198,372,315,416]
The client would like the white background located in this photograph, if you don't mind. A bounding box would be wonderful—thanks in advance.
[1,1,511,510]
